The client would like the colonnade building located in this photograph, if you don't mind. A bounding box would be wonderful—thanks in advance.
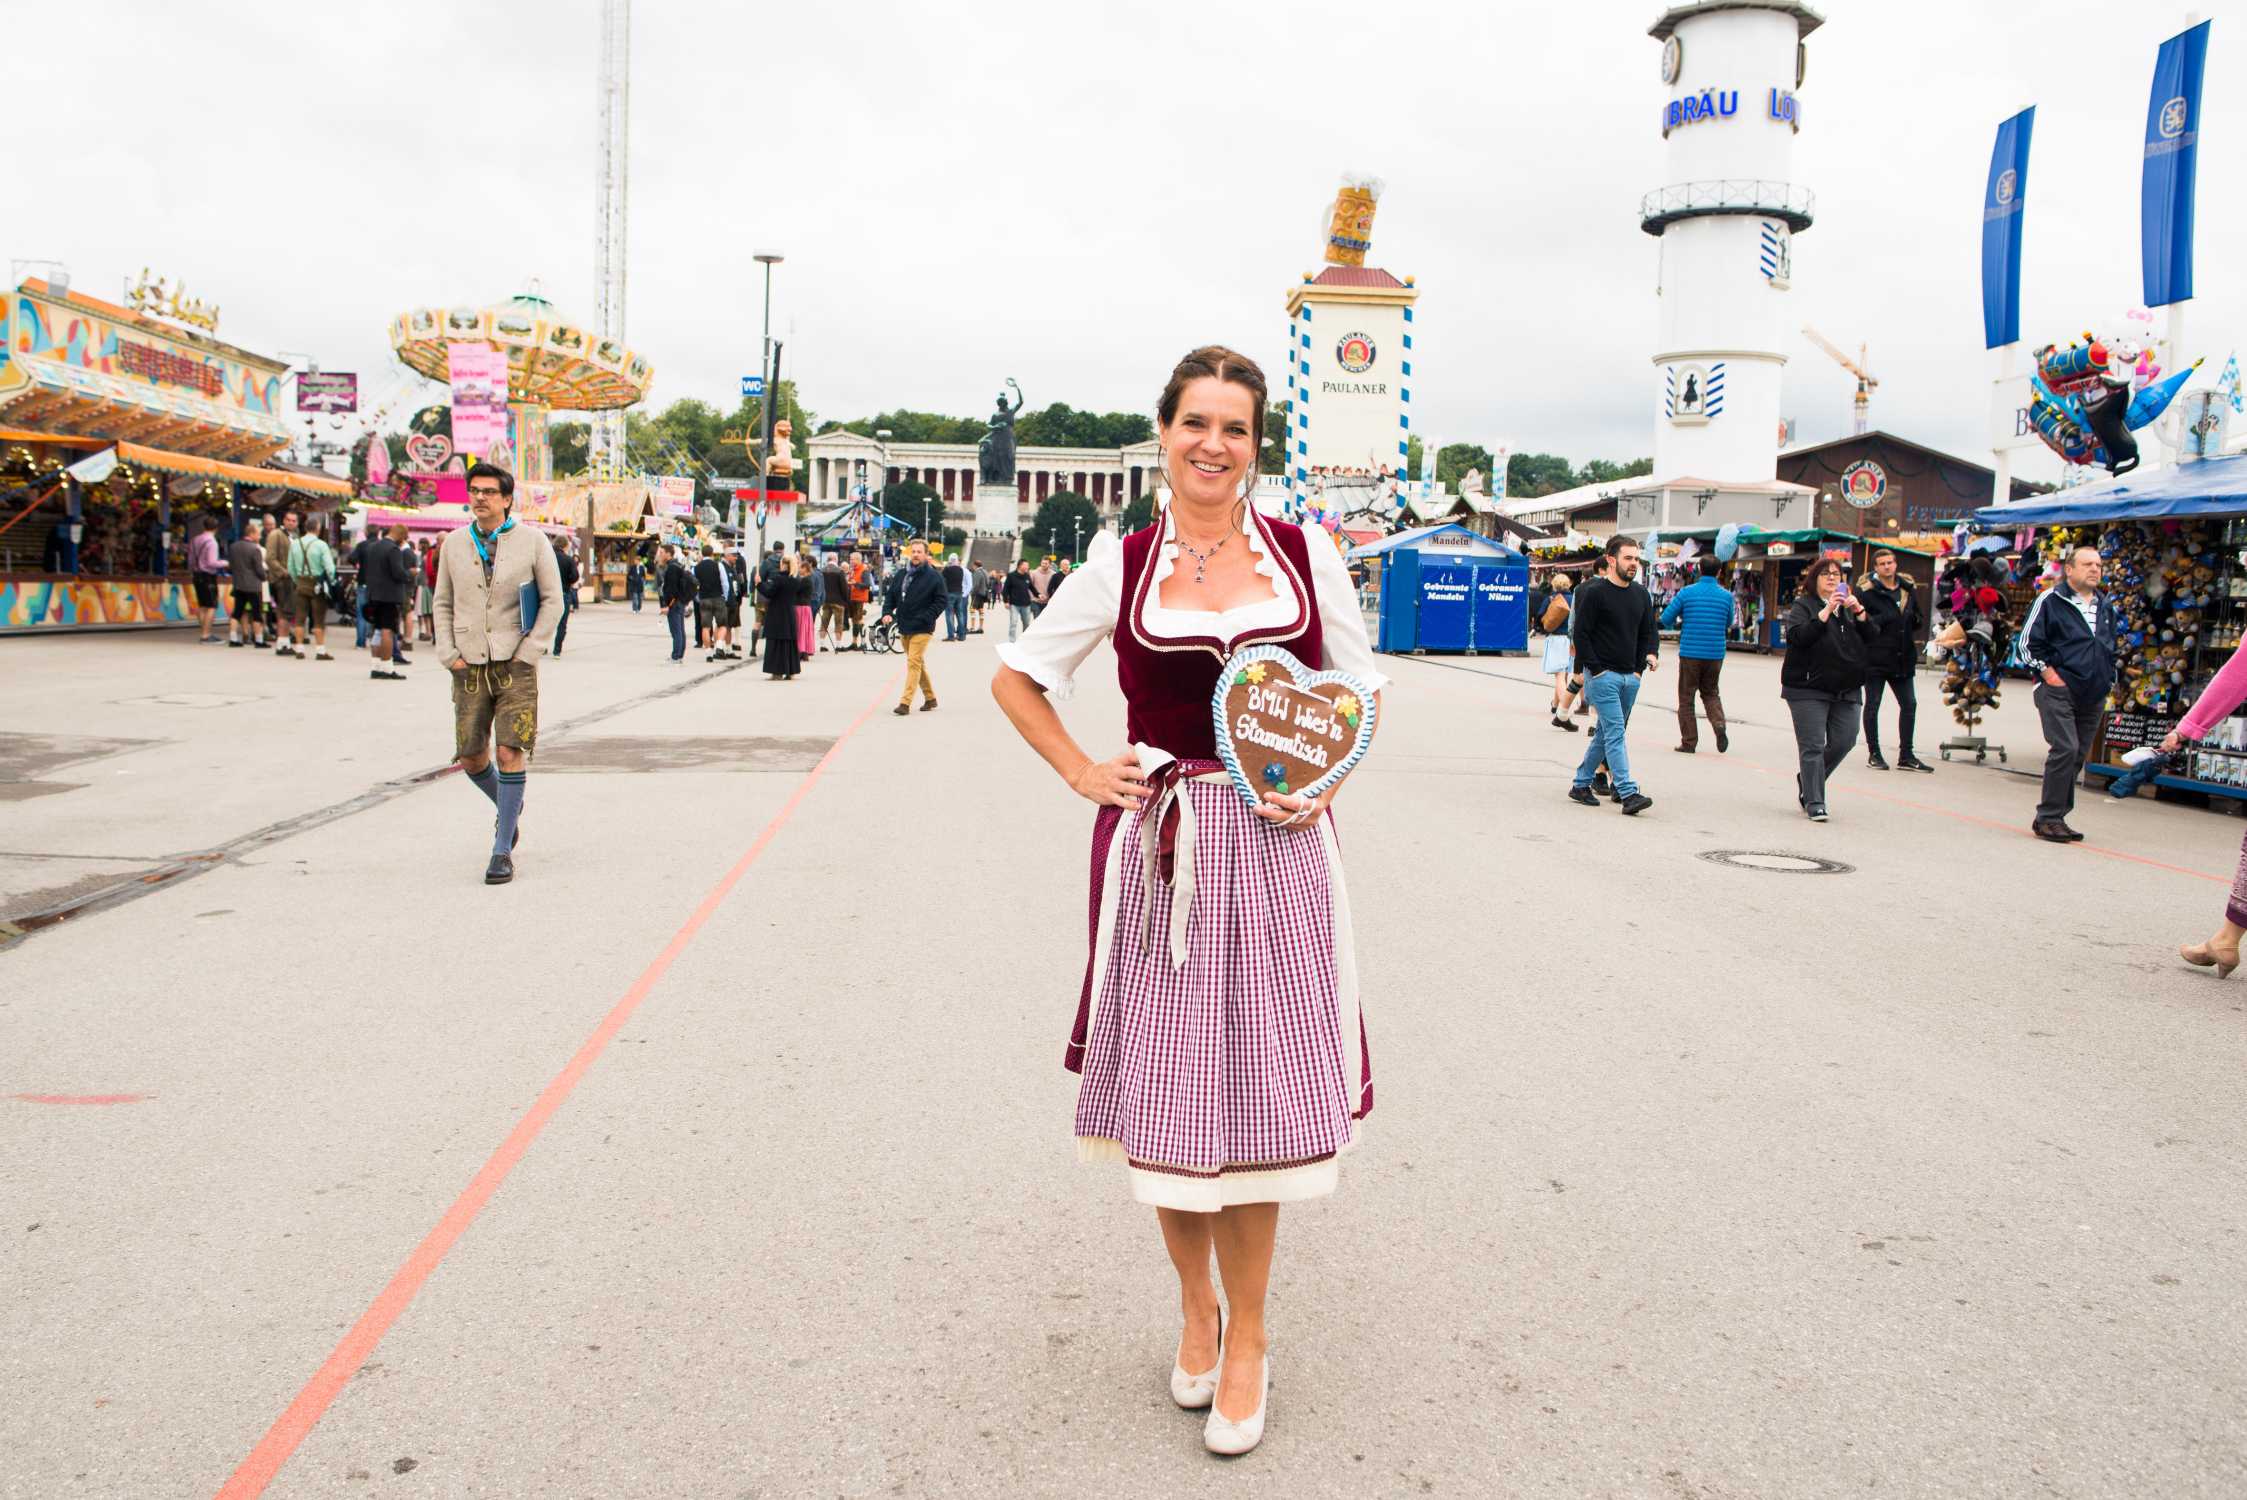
[802,428,1165,529]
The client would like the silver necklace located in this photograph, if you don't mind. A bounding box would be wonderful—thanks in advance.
[1174,511,1240,585]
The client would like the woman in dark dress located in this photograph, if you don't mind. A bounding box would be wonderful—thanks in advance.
[759,563,802,679]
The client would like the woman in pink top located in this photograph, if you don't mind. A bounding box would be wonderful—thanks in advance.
[2161,649,2247,973]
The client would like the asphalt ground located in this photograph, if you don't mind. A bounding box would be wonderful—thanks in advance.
[3,606,2244,1498]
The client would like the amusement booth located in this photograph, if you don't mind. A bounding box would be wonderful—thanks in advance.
[1976,449,2247,805]
[1348,522,1528,654]
[1,278,354,633]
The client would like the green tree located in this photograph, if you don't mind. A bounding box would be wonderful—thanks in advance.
[1437,442,1495,491]
[1577,457,1653,485]
[879,480,941,534]
[1505,451,1578,499]
[1263,400,1290,475]
[1027,491,1100,554]
[1015,404,1153,448]
[1121,493,1156,533]
[823,409,985,444]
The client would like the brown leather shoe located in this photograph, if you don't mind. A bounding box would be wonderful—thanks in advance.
[919,699,939,712]
[892,703,911,717]
[2031,820,2074,843]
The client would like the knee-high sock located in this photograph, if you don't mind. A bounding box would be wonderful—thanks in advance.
[466,762,500,808]
[494,769,526,854]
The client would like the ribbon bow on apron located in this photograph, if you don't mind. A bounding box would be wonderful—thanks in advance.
[1134,747,1225,971]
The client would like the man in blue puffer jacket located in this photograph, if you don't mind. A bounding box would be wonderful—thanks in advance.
[1662,555,1735,753]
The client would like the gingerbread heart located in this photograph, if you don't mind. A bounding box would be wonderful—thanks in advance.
[405,433,453,473]
[1211,645,1377,810]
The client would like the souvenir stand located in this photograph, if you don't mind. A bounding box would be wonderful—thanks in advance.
[1975,453,2247,805]
[516,479,660,602]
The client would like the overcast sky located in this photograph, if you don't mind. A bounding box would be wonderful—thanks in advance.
[25,1,2241,483]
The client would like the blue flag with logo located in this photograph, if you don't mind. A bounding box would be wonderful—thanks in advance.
[1981,107,2034,349]
[2143,20,2210,308]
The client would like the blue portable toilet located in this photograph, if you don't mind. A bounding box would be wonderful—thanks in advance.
[1346,524,1528,654]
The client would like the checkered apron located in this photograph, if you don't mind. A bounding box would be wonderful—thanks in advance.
[1068,757,1372,1183]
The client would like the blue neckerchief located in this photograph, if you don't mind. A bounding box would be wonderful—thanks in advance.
[469,516,515,567]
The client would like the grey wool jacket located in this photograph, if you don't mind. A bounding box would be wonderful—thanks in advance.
[433,521,564,665]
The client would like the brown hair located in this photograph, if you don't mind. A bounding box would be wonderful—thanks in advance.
[1156,345,1267,493]
[1798,556,1845,598]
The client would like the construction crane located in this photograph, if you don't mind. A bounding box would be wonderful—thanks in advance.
[1801,326,1878,436]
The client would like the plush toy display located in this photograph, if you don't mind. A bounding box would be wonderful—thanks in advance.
[2058,518,2229,716]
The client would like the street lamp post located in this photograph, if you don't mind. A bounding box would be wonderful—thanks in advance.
[1074,515,1083,563]
[753,251,783,557]
[873,429,892,552]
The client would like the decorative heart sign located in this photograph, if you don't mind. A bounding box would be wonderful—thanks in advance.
[1211,645,1377,811]
[405,433,452,473]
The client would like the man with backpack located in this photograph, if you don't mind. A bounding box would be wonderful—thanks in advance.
[286,520,340,661]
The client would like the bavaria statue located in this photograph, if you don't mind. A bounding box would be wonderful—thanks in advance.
[978,378,1025,486]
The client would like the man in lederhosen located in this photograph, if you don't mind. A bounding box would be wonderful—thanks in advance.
[433,463,563,885]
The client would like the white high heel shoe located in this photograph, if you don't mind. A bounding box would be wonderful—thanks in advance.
[1170,1308,1222,1409]
[1202,1350,1269,1456]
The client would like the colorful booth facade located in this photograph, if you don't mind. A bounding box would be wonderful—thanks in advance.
[0,279,353,634]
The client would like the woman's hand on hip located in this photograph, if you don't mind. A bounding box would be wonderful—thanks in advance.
[1256,787,1331,832]
[1070,750,1149,811]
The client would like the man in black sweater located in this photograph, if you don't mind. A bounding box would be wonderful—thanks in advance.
[656,543,692,663]
[1566,534,1659,815]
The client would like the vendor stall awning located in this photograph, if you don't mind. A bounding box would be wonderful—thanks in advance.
[112,441,352,500]
[1973,453,2247,526]
[2,427,351,500]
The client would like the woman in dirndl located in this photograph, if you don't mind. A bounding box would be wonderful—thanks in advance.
[992,345,1382,1457]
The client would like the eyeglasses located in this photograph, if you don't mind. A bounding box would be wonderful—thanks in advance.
[467,487,504,499]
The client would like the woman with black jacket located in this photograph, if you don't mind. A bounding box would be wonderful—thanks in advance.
[758,561,803,680]
[1781,557,1887,822]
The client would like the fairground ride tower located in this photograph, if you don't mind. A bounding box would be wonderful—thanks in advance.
[1644,0,1820,487]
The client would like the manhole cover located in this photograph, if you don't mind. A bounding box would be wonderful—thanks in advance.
[1695,849,1855,875]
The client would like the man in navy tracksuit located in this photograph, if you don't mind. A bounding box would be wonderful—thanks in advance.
[2021,543,2119,843]
[1661,555,1734,753]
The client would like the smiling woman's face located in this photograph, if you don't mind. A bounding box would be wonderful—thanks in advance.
[1159,377,1257,510]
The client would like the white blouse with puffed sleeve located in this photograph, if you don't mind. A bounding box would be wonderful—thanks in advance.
[994,511,1387,699]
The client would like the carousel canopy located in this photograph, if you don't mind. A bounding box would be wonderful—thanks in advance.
[389,290,652,412]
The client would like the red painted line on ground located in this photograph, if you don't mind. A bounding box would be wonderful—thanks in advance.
[8,1093,152,1105]
[214,679,897,1500]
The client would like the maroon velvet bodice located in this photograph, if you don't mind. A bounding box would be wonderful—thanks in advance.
[1112,510,1324,760]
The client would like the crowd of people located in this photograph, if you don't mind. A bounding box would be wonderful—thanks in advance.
[616,535,1083,712]
[184,505,587,688]
[1530,532,2118,835]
